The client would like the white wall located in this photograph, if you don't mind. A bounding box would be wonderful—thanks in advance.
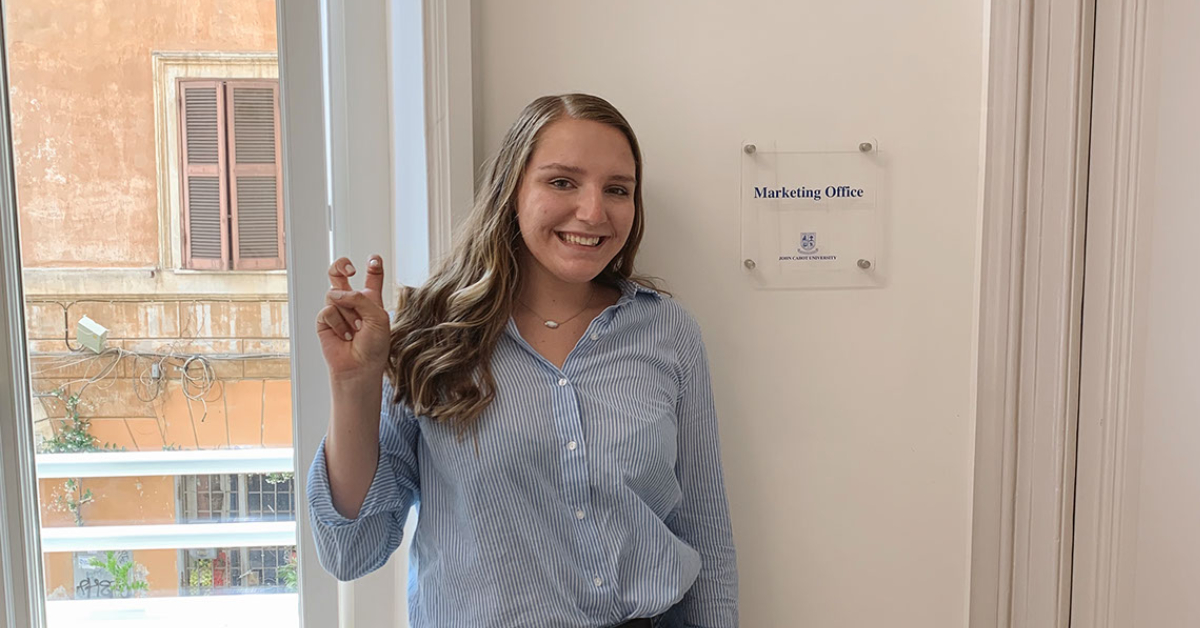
[471,2,987,625]
[1128,0,1200,623]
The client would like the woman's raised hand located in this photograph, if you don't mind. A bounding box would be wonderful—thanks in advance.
[316,255,391,382]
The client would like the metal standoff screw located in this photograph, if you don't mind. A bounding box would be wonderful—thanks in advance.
[857,259,872,269]
[743,259,757,270]
[744,144,757,155]
[859,142,874,153]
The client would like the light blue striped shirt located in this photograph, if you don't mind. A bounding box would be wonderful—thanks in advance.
[306,280,738,627]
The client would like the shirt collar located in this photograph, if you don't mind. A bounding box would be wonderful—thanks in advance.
[616,278,663,306]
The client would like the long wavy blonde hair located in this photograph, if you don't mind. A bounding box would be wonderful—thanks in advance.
[387,93,659,438]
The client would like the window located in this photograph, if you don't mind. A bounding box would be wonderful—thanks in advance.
[1,0,450,626]
[3,4,307,626]
[178,473,296,524]
[180,546,296,596]
[179,79,285,271]
[176,474,296,596]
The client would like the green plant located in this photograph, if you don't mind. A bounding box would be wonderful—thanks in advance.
[39,390,97,453]
[277,551,298,591]
[38,388,121,453]
[265,472,294,486]
[87,551,149,598]
[53,478,94,526]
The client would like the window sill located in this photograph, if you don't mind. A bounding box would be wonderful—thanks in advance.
[46,593,298,628]
[21,267,289,298]
[171,269,288,275]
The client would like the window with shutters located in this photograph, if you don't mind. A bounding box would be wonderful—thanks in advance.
[179,79,285,271]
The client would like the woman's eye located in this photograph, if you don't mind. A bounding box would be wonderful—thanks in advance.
[549,179,573,189]
[607,187,630,196]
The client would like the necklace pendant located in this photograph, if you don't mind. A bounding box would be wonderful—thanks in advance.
[543,320,560,329]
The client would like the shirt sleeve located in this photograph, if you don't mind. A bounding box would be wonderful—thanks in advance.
[305,377,421,581]
[661,328,739,627]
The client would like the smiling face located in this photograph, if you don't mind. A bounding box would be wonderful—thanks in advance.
[514,117,639,286]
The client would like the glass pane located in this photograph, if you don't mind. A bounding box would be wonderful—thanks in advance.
[4,3,299,627]
[740,144,886,289]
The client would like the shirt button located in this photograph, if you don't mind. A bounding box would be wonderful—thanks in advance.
[593,576,603,587]
[575,509,586,520]
[590,333,600,341]
[557,377,568,387]
[567,440,577,451]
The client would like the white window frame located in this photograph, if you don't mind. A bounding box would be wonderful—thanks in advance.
[321,1,470,626]
[276,1,339,626]
[0,5,51,626]
[0,120,44,628]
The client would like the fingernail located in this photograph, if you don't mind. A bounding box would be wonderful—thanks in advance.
[344,332,353,341]
[345,263,356,274]
[354,319,362,330]
[369,258,380,268]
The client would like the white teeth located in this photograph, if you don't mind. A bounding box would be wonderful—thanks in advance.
[560,233,601,247]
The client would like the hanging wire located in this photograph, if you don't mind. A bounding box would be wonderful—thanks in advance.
[29,299,289,409]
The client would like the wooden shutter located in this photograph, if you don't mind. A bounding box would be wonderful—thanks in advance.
[226,81,285,270]
[180,81,229,270]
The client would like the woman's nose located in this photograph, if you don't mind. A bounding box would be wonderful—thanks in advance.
[575,187,605,223]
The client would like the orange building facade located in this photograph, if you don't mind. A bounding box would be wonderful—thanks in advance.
[9,0,296,599]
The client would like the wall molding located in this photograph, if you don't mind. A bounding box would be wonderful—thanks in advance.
[970,0,1096,626]
[20,267,287,299]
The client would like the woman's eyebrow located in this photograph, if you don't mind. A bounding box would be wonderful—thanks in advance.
[538,162,635,183]
[537,162,586,175]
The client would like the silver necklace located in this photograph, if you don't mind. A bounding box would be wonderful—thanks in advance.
[519,285,594,329]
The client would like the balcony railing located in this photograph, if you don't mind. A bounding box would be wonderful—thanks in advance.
[42,521,296,552]
[28,446,358,628]
[36,449,295,479]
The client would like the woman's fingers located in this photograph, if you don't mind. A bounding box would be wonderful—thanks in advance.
[323,290,362,332]
[323,255,386,334]
[327,258,359,329]
[363,255,385,305]
[317,304,356,341]
[328,290,387,325]
[328,258,354,290]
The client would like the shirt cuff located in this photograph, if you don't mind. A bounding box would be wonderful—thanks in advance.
[306,434,406,528]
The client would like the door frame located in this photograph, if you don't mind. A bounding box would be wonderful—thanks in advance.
[1070,0,1157,625]
[970,0,1095,626]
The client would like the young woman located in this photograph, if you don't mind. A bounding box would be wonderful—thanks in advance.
[308,93,737,627]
